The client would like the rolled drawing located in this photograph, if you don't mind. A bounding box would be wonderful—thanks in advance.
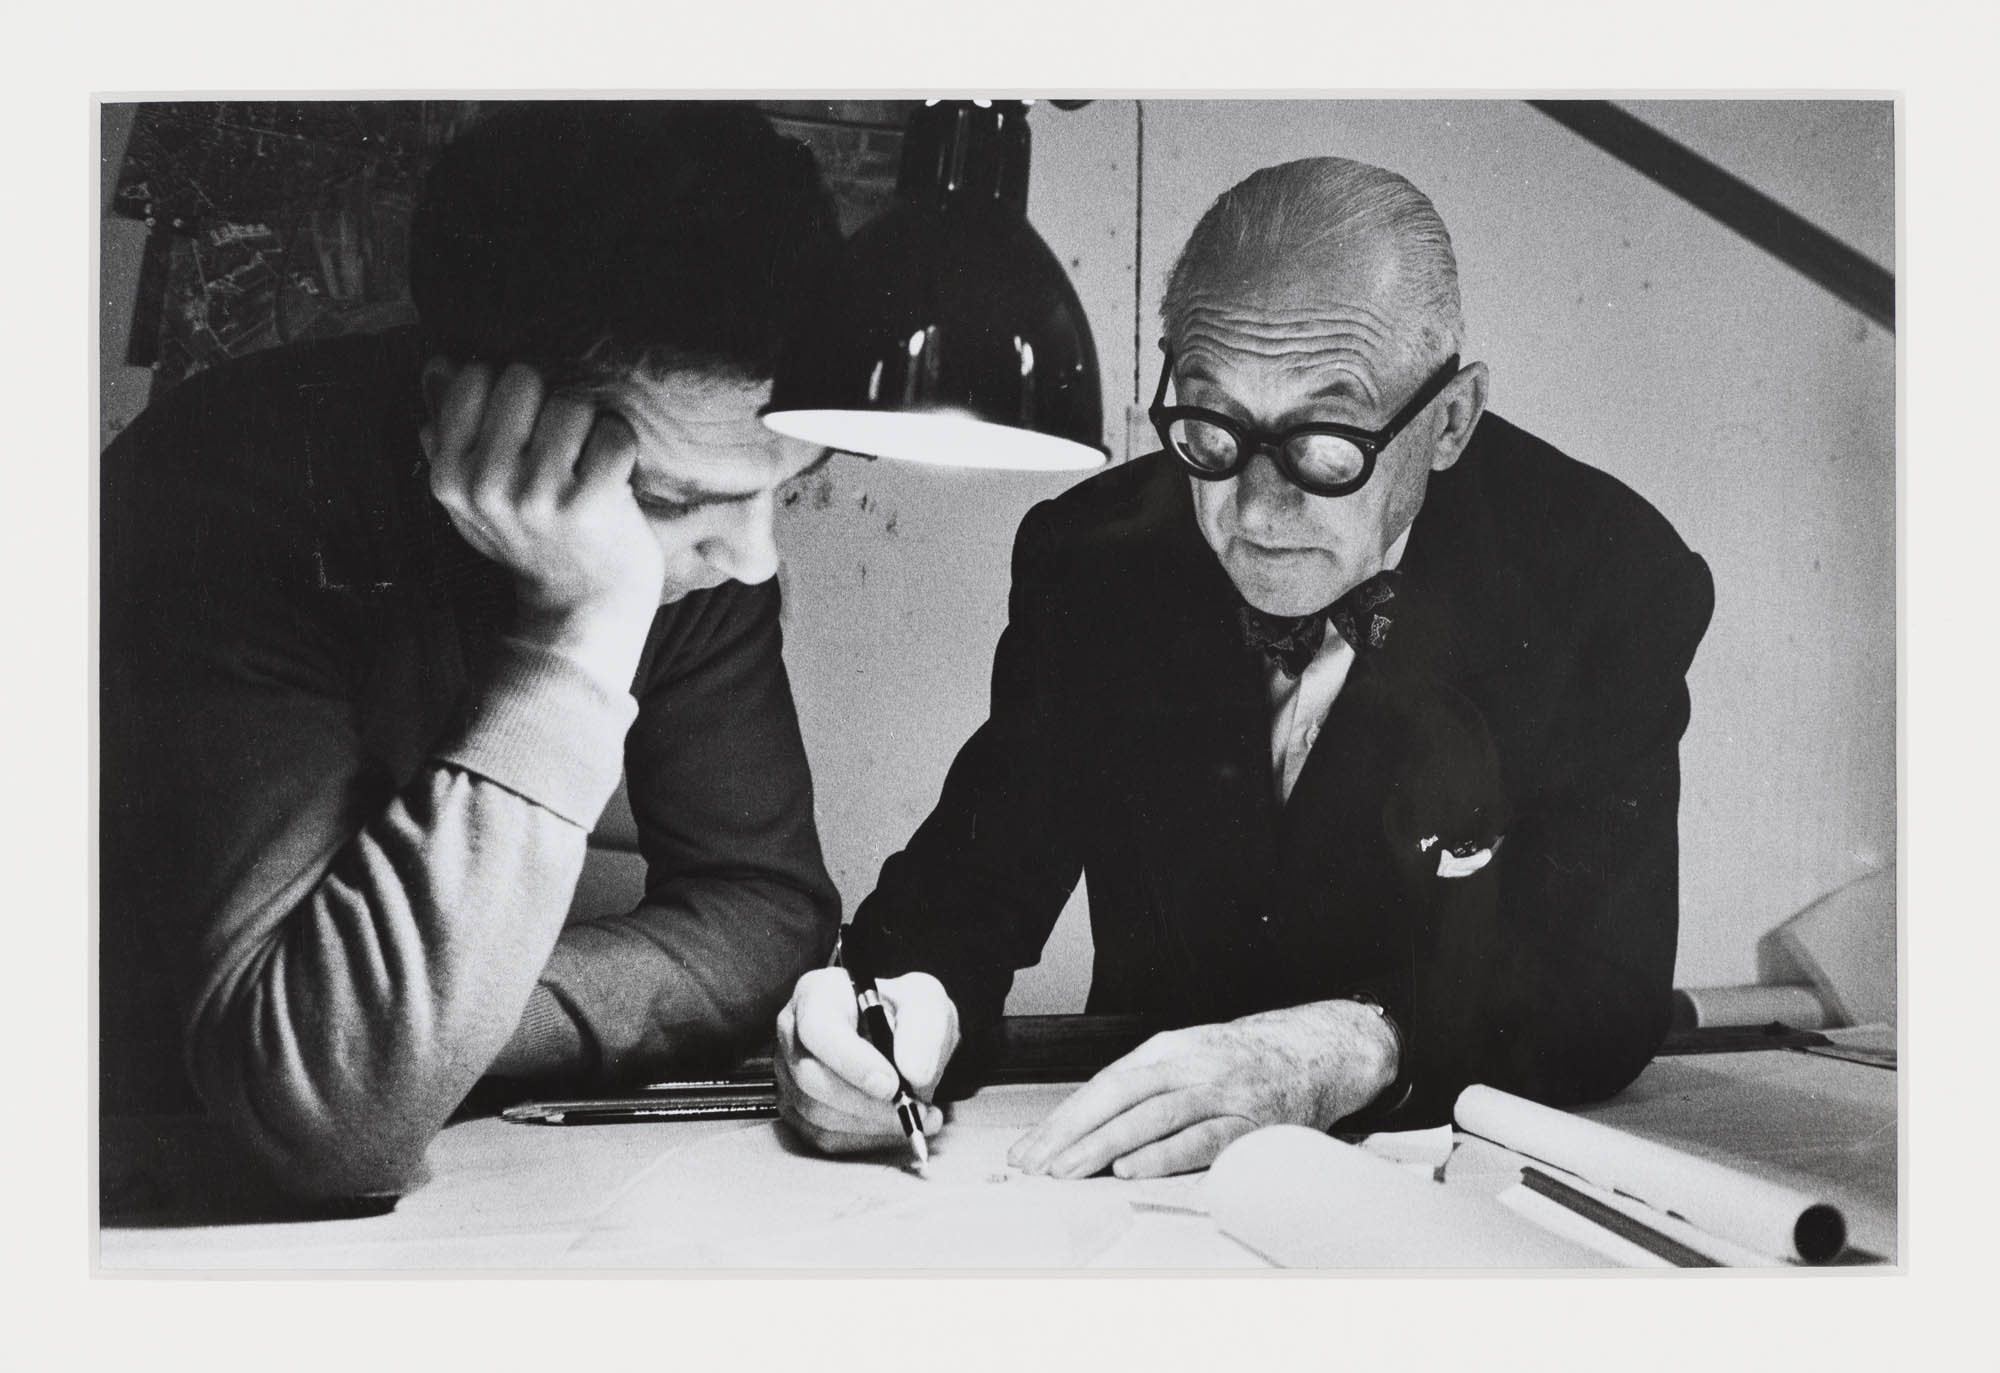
[1671,984,1830,1031]
[1454,1084,1847,1264]
[1204,1125,1612,1268]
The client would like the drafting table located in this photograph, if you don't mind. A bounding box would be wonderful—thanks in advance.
[97,1023,1896,1271]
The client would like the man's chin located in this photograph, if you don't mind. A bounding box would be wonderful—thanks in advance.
[657,574,728,606]
[1225,565,1346,618]
[1219,541,1357,615]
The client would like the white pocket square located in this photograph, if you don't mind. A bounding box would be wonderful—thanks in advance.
[1436,846,1493,878]
[1420,833,1502,879]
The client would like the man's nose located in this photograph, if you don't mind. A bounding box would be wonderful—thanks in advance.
[1232,450,1304,532]
[700,495,781,585]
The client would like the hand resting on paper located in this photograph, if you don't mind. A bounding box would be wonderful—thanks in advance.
[1008,1001,1401,1180]
[775,968,957,1154]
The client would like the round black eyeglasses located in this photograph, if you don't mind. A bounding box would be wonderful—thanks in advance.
[1148,347,1462,498]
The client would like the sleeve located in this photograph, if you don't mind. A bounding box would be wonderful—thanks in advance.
[842,503,1087,1056]
[101,427,632,1200]
[522,577,843,1084]
[1374,540,1717,1129]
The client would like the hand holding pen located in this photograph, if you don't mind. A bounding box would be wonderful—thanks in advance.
[852,975,932,1173]
[773,967,960,1163]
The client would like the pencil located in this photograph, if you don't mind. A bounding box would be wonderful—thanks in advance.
[501,1090,778,1125]
[1519,1166,1721,1268]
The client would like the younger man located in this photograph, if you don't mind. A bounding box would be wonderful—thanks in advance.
[102,102,845,1198]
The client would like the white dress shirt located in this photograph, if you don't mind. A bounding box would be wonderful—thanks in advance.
[1265,527,1411,805]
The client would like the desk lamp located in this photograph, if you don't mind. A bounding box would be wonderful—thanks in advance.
[763,99,1107,471]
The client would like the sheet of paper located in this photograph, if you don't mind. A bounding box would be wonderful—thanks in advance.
[1204,1125,1613,1268]
[1360,1124,1456,1177]
[564,1121,1202,1268]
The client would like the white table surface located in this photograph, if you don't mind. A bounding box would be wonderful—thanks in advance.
[97,1046,1896,1272]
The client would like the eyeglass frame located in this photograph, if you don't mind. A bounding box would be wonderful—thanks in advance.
[1147,343,1463,498]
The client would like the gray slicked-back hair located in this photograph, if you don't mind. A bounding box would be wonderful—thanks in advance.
[1162,156,1465,368]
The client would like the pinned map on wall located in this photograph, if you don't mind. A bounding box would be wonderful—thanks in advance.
[108,100,922,394]
[110,101,479,388]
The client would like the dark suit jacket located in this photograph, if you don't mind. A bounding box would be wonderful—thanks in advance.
[845,414,1714,1128]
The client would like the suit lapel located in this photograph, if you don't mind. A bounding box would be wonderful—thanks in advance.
[1395,417,1582,703]
[1398,425,1561,774]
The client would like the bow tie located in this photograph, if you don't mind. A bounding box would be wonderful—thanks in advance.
[1237,570,1402,678]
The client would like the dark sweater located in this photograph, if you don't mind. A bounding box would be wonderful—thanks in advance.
[100,330,840,1198]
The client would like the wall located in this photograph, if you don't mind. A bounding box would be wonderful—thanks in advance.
[99,105,153,445]
[101,100,1894,1009]
[779,99,1895,1010]
[775,101,1139,1012]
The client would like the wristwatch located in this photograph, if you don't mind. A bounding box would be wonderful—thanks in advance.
[1343,990,1414,1117]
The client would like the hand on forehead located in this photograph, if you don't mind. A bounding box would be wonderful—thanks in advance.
[598,370,823,497]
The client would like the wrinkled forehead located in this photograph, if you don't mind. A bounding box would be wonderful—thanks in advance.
[1168,237,1410,341]
[597,369,818,489]
[1167,248,1428,396]
[594,366,770,421]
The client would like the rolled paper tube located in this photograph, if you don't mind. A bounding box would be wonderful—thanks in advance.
[1670,984,1830,1031]
[1454,1085,1847,1264]
[1204,1125,1613,1268]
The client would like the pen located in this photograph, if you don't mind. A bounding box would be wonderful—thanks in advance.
[851,974,931,1174]
[1519,1166,1720,1268]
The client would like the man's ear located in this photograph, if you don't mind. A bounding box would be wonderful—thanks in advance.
[1428,361,1489,474]
[419,355,457,424]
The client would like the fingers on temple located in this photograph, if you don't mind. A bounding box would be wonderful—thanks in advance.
[427,362,494,497]
[462,370,542,517]
[573,411,642,494]
[474,364,545,460]
[520,392,598,503]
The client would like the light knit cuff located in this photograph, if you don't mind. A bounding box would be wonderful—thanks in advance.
[434,635,637,828]
[488,983,590,1078]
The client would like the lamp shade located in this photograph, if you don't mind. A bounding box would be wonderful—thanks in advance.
[764,100,1106,472]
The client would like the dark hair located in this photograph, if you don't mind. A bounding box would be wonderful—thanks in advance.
[409,100,844,388]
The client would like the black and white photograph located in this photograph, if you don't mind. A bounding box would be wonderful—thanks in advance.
[38,0,1994,1356]
[92,93,1898,1274]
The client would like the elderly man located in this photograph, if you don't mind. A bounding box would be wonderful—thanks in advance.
[776,155,1715,1179]
[100,103,844,1200]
